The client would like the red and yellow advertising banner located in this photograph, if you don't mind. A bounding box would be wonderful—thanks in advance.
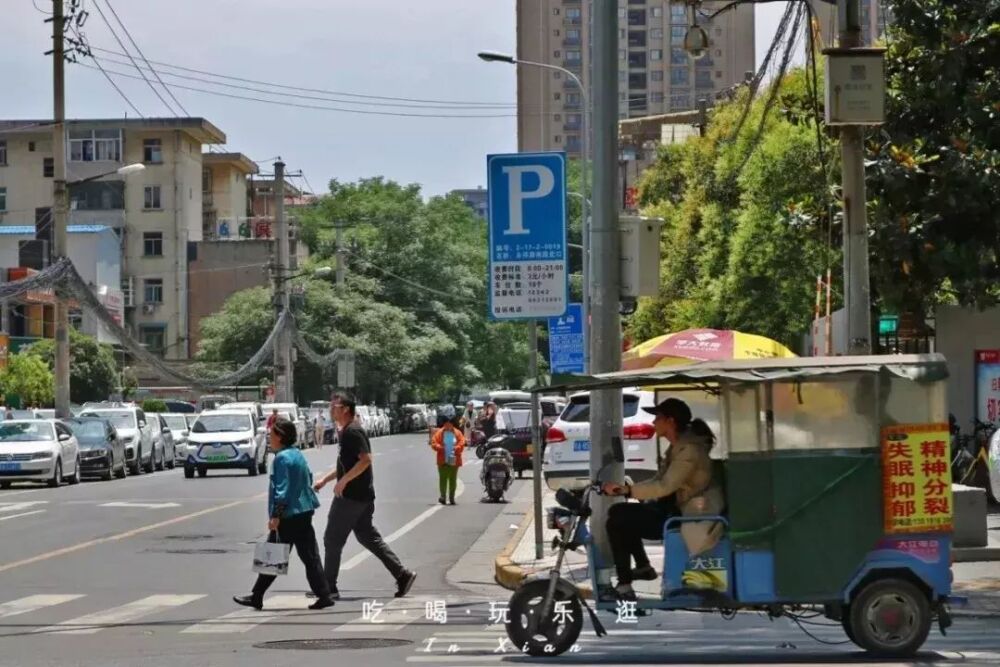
[882,423,953,534]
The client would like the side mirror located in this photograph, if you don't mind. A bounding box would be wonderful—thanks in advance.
[138,421,146,428]
[181,430,189,437]
[162,426,171,434]
[58,433,71,442]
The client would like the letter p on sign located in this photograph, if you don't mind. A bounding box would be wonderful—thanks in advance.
[501,165,555,236]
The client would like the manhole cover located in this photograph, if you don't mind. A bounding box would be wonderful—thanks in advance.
[255,638,412,651]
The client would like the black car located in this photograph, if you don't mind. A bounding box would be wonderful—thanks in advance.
[62,417,127,481]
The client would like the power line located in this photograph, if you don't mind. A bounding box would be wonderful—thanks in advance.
[71,62,525,119]
[90,0,178,115]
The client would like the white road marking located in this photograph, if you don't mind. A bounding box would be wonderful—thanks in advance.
[406,657,502,663]
[0,595,84,619]
[181,594,306,634]
[36,594,205,635]
[334,595,439,633]
[98,502,181,509]
[0,501,48,513]
[341,479,464,571]
[0,510,46,522]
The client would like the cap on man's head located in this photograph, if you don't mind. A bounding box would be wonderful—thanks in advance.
[642,397,692,425]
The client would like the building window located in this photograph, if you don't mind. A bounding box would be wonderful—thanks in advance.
[716,70,723,79]
[651,28,664,40]
[0,187,6,212]
[618,8,626,18]
[671,26,686,41]
[651,70,664,82]
[651,92,665,103]
[143,278,163,304]
[143,232,163,257]
[138,325,166,357]
[671,47,688,64]
[554,135,562,144]
[566,8,581,19]
[28,141,36,152]
[554,50,561,58]
[671,68,690,85]
[651,7,663,18]
[554,113,562,121]
[567,28,581,40]
[696,69,713,87]
[70,181,125,210]
[671,92,691,109]
[566,49,581,62]
[69,128,122,162]
[566,92,582,105]
[43,158,54,178]
[143,139,163,164]
[650,49,663,61]
[716,49,722,57]
[554,92,562,101]
[553,7,560,15]
[670,5,686,23]
[0,140,6,165]
[628,9,646,26]
[553,71,562,79]
[144,185,162,210]
[619,49,627,60]
[554,29,560,37]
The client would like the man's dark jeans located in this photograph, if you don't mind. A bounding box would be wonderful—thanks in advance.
[323,496,406,591]
[606,498,678,585]
[252,511,330,599]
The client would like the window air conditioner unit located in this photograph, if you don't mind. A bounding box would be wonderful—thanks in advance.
[142,303,156,315]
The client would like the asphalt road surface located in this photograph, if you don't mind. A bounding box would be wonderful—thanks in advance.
[1,431,999,667]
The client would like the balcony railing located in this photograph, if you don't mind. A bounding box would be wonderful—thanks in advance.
[563,100,582,110]
[563,59,583,69]
[563,16,581,26]
[563,122,582,131]
[562,37,581,47]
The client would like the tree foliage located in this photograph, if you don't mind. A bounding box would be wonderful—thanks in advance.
[141,399,168,413]
[1,353,54,407]
[25,329,120,404]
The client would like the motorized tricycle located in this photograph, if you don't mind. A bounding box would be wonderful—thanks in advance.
[505,354,960,659]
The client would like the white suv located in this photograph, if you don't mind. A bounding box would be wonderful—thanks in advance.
[542,388,659,491]
[184,410,267,478]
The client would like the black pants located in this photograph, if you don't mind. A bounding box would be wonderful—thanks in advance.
[252,511,331,599]
[606,498,678,585]
[323,496,406,591]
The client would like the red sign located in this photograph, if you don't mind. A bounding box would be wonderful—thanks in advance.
[625,187,638,210]
[881,423,953,534]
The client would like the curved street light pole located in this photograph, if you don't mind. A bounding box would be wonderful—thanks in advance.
[478,52,591,374]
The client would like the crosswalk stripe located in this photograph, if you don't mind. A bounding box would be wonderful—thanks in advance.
[181,594,306,634]
[334,596,440,633]
[0,595,84,619]
[36,594,205,635]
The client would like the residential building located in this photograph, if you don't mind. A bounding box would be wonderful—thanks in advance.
[249,178,312,268]
[515,0,755,155]
[202,152,258,241]
[450,187,489,219]
[0,224,121,349]
[809,0,892,48]
[0,117,225,359]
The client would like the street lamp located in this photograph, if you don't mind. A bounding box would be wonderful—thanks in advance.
[70,163,146,186]
[274,265,334,284]
[477,50,592,373]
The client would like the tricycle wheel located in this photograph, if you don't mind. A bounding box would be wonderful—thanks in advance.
[848,577,931,657]
[505,580,582,657]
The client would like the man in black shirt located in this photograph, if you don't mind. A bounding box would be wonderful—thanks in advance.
[314,393,416,599]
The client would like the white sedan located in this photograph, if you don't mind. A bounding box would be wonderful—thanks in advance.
[0,420,81,488]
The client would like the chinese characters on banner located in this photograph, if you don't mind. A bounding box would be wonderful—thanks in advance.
[882,423,953,534]
[974,350,1000,424]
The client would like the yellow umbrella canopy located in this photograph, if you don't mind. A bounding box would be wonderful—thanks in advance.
[622,328,797,371]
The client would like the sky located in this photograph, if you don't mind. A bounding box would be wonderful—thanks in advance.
[3,1,793,198]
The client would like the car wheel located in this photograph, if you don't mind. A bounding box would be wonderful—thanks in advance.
[155,447,165,471]
[184,465,194,479]
[197,466,208,478]
[248,459,259,477]
[166,452,176,470]
[47,459,63,488]
[101,460,114,482]
[67,456,81,485]
[257,454,267,475]
[1,481,12,489]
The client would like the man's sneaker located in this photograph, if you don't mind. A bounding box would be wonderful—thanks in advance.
[233,595,263,611]
[329,588,341,600]
[631,565,658,581]
[308,596,336,610]
[395,570,417,598]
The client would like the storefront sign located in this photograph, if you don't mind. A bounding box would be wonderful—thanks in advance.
[975,350,1000,425]
[882,423,953,534]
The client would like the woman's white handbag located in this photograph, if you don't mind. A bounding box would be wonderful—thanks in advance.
[252,534,290,576]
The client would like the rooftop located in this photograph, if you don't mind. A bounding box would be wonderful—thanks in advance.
[0,118,226,145]
[202,152,259,175]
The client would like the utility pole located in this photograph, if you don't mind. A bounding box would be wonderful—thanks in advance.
[51,0,71,419]
[335,223,345,286]
[838,0,872,354]
[272,160,293,402]
[589,0,624,585]
[697,98,708,137]
[529,321,543,559]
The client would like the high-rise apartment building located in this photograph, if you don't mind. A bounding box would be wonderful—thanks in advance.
[515,0,755,155]
[809,0,892,48]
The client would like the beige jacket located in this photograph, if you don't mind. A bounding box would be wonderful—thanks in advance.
[629,430,725,556]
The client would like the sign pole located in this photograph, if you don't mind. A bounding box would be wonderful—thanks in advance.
[529,321,543,560]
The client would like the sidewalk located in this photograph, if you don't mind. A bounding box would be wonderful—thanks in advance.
[495,488,1000,616]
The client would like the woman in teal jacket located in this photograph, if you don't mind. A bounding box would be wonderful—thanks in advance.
[234,418,336,611]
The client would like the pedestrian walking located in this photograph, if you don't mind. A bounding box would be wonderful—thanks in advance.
[431,418,465,505]
[459,401,477,441]
[314,393,417,599]
[313,410,324,450]
[479,401,498,439]
[266,408,279,432]
[234,417,336,611]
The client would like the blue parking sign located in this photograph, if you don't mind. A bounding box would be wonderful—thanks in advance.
[548,303,584,374]
[487,152,567,320]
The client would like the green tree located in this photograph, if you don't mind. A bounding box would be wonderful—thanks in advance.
[141,399,168,413]
[1,353,54,406]
[25,329,120,404]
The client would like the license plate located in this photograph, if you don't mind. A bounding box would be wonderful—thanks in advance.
[0,462,21,471]
[491,471,507,479]
[573,440,590,452]
[205,455,230,463]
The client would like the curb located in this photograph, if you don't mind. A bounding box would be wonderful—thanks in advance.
[494,508,533,590]
[953,546,1000,563]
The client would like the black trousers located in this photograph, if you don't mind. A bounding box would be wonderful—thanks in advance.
[323,496,406,591]
[606,498,678,585]
[252,511,331,599]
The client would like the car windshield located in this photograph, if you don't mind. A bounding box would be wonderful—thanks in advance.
[68,421,107,440]
[561,395,641,422]
[163,415,188,430]
[82,411,136,430]
[192,414,252,433]
[8,410,36,420]
[185,415,198,427]
[35,409,56,419]
[0,422,55,441]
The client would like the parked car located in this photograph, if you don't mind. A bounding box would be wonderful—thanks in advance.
[146,413,177,470]
[0,420,81,488]
[33,409,57,420]
[219,402,265,425]
[196,395,234,412]
[355,406,375,436]
[262,403,309,447]
[184,410,267,478]
[160,399,197,414]
[79,407,156,475]
[63,417,127,481]
[489,390,532,407]
[542,388,658,491]
[5,409,37,420]
[160,413,191,462]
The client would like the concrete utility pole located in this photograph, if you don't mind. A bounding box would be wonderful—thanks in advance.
[838,0,872,354]
[335,223,345,287]
[272,160,294,402]
[52,0,71,418]
[588,0,624,583]
[529,321,543,559]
